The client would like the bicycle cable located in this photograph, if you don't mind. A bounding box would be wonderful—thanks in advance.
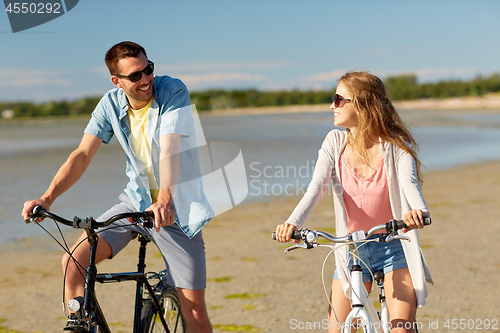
[319,238,379,326]
[320,244,342,325]
[36,220,149,318]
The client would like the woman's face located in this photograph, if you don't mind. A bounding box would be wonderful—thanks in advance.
[331,84,359,130]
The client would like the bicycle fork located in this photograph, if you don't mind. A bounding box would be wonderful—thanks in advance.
[343,245,385,333]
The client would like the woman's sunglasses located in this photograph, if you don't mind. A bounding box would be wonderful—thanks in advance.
[113,61,154,83]
[332,94,352,108]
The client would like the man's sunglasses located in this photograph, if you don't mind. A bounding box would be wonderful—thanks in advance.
[113,61,154,83]
[332,94,352,108]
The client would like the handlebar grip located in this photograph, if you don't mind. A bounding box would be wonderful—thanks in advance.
[24,205,46,224]
[271,230,301,241]
[394,217,431,230]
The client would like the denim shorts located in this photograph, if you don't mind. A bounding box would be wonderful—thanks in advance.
[333,235,408,282]
[97,193,207,290]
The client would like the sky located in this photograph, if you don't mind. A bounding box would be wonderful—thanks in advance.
[1,0,499,103]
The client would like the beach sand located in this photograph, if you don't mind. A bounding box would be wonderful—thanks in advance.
[1,106,500,332]
[1,160,500,333]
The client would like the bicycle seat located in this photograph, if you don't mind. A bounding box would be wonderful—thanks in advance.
[373,270,384,282]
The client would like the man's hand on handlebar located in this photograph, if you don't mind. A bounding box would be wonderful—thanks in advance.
[146,201,176,232]
[22,198,51,223]
[275,223,301,243]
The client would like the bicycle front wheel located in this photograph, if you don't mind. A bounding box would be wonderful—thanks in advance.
[140,289,186,333]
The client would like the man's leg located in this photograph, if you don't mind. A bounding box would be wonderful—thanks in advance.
[61,232,113,308]
[151,223,210,333]
[177,288,212,333]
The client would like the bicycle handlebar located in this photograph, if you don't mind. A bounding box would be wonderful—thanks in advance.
[25,205,154,229]
[272,217,431,242]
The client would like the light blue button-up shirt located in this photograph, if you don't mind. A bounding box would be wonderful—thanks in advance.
[84,75,213,238]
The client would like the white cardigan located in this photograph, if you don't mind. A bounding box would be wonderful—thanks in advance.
[286,129,433,307]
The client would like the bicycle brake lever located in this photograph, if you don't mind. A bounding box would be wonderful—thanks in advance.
[284,243,317,253]
[135,217,154,228]
[385,235,410,242]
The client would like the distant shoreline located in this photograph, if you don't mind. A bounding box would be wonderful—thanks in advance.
[2,95,500,124]
[204,94,500,116]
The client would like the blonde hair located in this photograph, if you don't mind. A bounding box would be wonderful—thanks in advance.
[338,71,423,185]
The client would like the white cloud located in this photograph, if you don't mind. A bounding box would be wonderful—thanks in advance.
[0,68,71,87]
[300,67,484,87]
[372,67,482,82]
[92,61,294,77]
[300,69,351,83]
[90,61,285,88]
[178,72,266,85]
[91,66,109,77]
[156,61,295,74]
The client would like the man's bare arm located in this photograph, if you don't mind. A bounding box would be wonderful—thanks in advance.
[148,134,180,231]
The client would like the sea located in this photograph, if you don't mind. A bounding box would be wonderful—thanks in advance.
[1,110,500,245]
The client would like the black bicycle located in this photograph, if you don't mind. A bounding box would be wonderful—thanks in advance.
[25,205,186,333]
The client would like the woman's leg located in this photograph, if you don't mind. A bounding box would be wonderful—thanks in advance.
[328,279,372,333]
[384,268,417,333]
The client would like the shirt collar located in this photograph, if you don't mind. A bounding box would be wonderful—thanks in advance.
[118,89,129,120]
[117,78,159,120]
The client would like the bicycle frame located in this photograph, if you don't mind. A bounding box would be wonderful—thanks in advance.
[342,242,387,333]
[81,228,170,333]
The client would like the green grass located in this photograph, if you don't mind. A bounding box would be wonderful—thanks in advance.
[207,276,234,283]
[109,321,129,327]
[213,324,260,332]
[224,293,266,300]
[209,305,225,310]
[242,304,256,311]
[0,327,26,333]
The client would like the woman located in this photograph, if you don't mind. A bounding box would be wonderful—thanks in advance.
[275,71,432,333]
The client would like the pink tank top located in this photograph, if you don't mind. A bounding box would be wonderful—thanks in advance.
[339,153,393,233]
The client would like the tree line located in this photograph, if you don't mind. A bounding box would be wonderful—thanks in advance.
[384,73,500,101]
[2,73,500,118]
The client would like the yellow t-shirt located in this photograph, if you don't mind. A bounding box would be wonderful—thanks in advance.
[127,97,159,203]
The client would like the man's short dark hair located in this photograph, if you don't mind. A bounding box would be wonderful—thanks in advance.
[105,41,147,75]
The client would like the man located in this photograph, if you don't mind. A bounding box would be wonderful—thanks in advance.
[22,41,213,332]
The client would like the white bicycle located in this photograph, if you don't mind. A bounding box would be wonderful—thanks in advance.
[273,218,431,333]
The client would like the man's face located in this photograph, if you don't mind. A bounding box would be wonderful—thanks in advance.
[111,53,154,109]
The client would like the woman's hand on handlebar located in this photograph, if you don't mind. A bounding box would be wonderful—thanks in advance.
[275,223,300,243]
[402,209,430,233]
